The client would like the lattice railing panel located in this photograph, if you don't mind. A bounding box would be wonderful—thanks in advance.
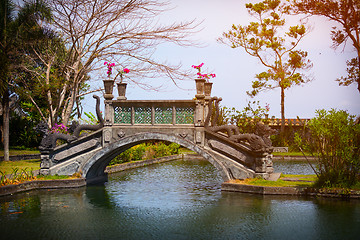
[114,106,131,124]
[176,107,194,124]
[154,107,173,124]
[134,107,152,124]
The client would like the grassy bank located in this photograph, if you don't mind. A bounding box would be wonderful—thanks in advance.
[0,159,41,173]
[229,174,317,188]
[0,149,40,156]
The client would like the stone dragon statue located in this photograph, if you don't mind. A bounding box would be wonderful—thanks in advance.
[205,97,275,153]
[36,95,104,149]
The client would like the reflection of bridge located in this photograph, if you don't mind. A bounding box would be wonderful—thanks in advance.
[39,91,274,184]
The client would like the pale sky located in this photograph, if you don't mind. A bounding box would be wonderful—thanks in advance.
[84,0,360,119]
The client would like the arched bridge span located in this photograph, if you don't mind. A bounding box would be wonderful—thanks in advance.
[38,93,275,185]
[82,132,232,183]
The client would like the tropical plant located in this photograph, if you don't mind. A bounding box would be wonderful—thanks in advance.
[1,0,53,160]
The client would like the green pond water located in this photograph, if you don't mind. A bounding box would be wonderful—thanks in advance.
[1,159,359,240]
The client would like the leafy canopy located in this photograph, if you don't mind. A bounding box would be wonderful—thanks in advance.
[220,0,312,97]
[291,0,360,93]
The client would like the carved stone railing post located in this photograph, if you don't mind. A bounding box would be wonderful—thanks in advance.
[254,153,274,179]
[103,100,114,146]
[104,100,114,127]
[194,99,205,127]
[39,150,51,175]
[194,97,205,145]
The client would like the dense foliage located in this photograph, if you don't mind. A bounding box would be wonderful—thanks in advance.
[296,109,360,188]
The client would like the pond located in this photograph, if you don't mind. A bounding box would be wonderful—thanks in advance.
[1,159,359,239]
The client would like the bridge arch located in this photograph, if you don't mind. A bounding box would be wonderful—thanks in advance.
[81,132,232,183]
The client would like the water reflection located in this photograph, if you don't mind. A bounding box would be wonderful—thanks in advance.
[1,159,359,240]
[273,160,316,175]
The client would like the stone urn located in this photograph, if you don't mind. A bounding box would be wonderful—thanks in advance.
[103,79,114,100]
[117,82,127,100]
[204,82,213,97]
[195,78,205,99]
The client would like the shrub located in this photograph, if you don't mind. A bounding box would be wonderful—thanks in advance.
[296,109,360,188]
[108,142,180,166]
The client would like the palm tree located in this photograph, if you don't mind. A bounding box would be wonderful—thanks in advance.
[0,0,52,160]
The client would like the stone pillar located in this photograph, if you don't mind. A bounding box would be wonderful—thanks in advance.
[254,153,274,179]
[194,99,205,146]
[204,97,211,126]
[39,150,51,175]
[195,99,205,126]
[104,100,114,127]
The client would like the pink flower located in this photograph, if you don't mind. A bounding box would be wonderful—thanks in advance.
[104,61,115,77]
[192,63,215,82]
[192,63,205,72]
[123,68,130,73]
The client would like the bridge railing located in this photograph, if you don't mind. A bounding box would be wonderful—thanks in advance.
[108,100,197,126]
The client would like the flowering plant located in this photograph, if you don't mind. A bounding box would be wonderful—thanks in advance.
[192,63,216,82]
[51,123,68,135]
[104,61,130,83]
[104,62,115,78]
[117,67,130,83]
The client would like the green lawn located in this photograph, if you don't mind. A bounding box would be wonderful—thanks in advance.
[247,174,316,187]
[0,149,40,156]
[0,159,41,174]
[272,151,308,156]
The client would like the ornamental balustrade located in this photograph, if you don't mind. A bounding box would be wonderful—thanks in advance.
[104,100,207,127]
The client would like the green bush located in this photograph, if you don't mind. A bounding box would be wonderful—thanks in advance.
[296,109,360,188]
[108,142,180,166]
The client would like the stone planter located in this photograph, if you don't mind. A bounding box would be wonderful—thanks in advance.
[103,79,114,100]
[117,82,127,100]
[204,82,213,97]
[195,78,205,99]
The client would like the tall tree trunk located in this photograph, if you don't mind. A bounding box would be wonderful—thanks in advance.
[280,87,285,142]
[2,88,10,161]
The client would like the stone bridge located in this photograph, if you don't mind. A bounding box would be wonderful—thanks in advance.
[39,85,275,184]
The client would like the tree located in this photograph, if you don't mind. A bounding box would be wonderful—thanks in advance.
[291,0,360,93]
[47,0,199,125]
[0,0,52,160]
[0,0,14,161]
[12,0,67,128]
[218,0,312,135]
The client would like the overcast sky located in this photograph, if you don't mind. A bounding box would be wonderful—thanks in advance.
[85,0,360,119]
